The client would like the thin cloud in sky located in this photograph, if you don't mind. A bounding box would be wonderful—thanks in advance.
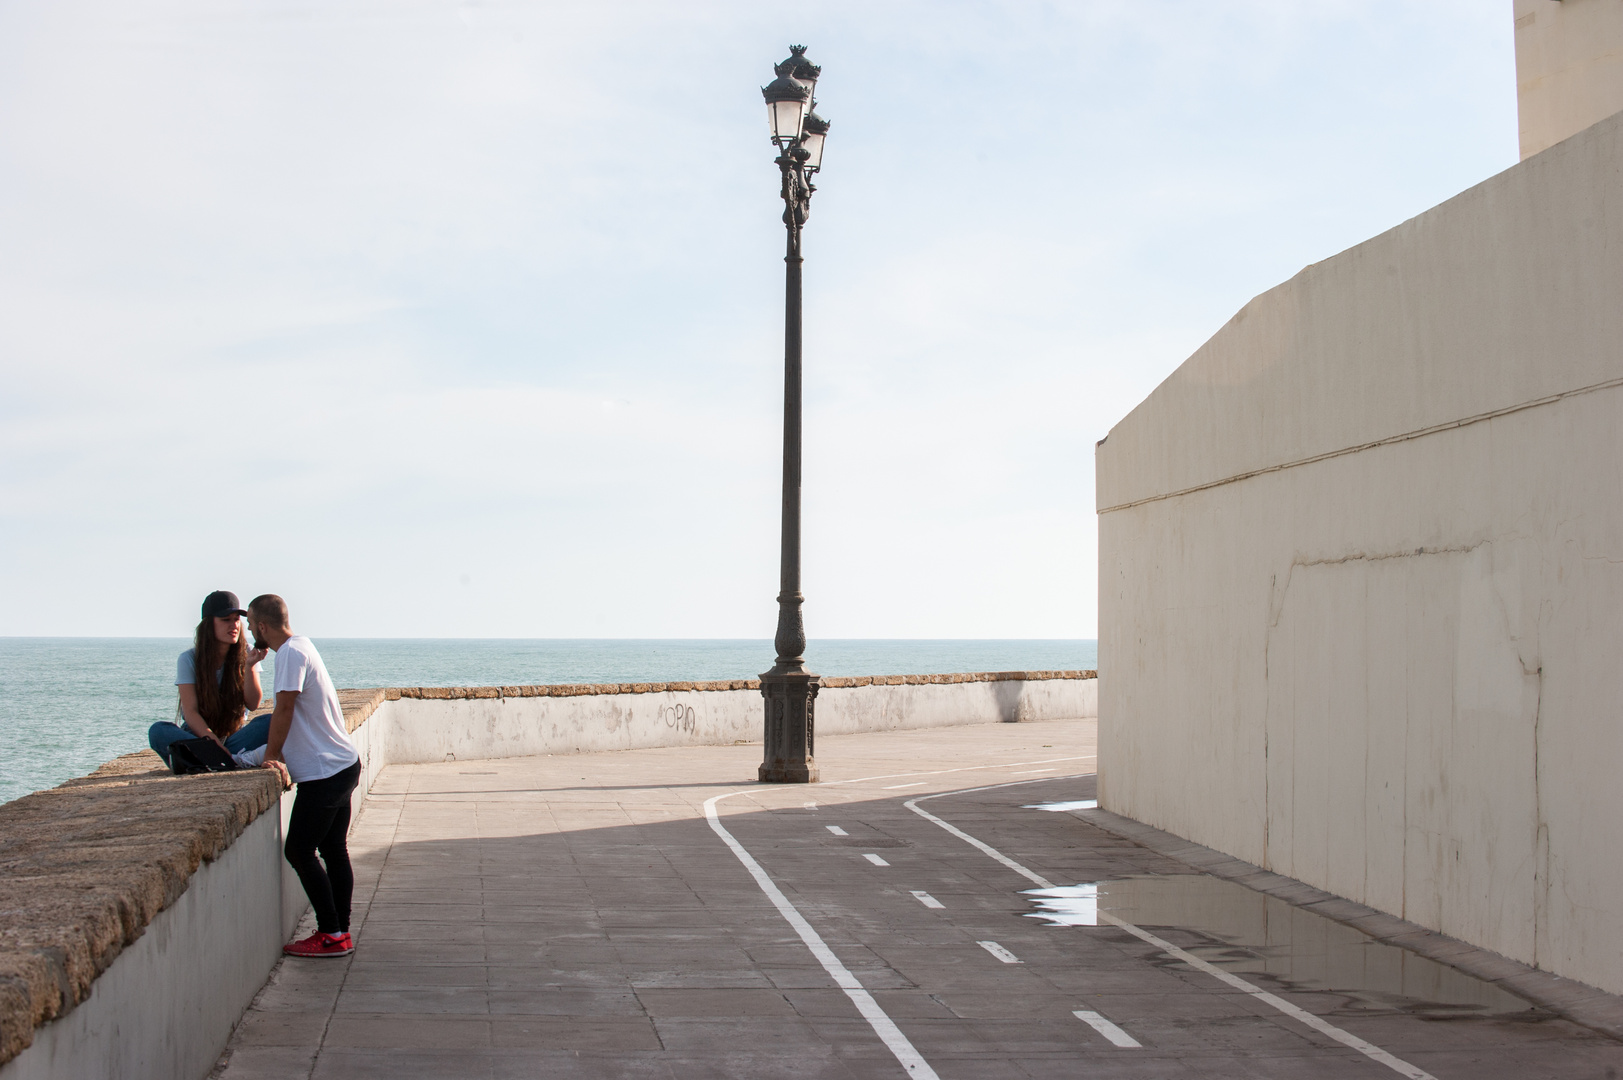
[0,0,1515,637]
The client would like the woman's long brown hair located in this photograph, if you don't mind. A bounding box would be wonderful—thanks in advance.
[192,618,248,738]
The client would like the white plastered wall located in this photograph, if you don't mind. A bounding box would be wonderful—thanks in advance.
[380,678,1096,764]
[1515,0,1623,159]
[1096,109,1623,992]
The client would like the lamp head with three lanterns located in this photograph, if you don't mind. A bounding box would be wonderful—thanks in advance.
[762,45,829,170]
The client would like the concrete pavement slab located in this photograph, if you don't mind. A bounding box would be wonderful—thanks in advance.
[215,719,1623,1080]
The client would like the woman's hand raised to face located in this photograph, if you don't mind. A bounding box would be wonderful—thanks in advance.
[248,646,269,666]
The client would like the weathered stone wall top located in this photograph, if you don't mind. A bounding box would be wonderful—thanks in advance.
[0,692,382,1067]
[0,762,277,1065]
[382,669,1097,702]
[338,688,387,734]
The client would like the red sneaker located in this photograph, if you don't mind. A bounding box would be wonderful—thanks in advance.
[283,931,353,958]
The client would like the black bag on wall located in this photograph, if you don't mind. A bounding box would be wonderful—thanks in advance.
[170,737,239,775]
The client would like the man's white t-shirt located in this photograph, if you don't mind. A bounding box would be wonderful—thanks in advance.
[272,635,358,784]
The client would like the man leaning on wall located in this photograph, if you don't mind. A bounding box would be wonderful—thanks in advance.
[243,594,363,959]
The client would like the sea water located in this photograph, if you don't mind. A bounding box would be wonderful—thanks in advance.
[0,638,1095,806]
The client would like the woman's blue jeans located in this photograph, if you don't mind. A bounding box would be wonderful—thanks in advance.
[147,714,271,766]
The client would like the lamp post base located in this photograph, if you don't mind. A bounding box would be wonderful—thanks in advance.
[758,668,820,783]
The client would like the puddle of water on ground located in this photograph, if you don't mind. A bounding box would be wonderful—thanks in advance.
[1025,883,1101,924]
[1024,799,1097,812]
[1023,875,1544,1018]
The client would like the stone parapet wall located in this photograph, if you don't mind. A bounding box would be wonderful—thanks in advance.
[0,694,391,1072]
[335,687,387,733]
[382,670,1096,703]
[376,672,1098,764]
[819,675,1095,735]
[0,755,282,1068]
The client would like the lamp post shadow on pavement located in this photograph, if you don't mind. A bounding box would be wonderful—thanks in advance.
[758,45,830,784]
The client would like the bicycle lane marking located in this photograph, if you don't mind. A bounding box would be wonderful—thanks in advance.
[703,792,940,1080]
[904,780,1440,1080]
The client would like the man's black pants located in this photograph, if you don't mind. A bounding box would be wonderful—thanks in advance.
[285,759,362,935]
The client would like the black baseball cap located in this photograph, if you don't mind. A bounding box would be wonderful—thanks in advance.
[201,591,248,620]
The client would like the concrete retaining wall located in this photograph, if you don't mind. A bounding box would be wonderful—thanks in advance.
[0,690,391,1080]
[817,676,1094,735]
[0,809,286,1080]
[1,671,1094,1078]
[0,756,290,1080]
[1096,108,1623,993]
[380,691,753,762]
[379,672,1098,764]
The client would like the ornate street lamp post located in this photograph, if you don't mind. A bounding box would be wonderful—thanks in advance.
[758,45,830,784]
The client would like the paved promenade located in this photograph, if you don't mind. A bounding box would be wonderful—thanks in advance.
[215,720,1623,1079]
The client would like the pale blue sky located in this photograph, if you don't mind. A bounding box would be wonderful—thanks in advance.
[0,1,1516,638]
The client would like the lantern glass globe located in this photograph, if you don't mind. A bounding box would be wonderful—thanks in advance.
[767,95,806,143]
[800,114,829,169]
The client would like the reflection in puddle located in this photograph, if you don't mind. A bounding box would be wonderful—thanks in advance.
[1023,875,1543,1018]
[1024,799,1097,812]
[1024,884,1099,925]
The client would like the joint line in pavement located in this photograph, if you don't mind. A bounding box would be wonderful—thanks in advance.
[904,781,1440,1080]
[704,793,940,1080]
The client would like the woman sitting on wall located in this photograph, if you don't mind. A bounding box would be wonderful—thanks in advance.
[147,590,271,767]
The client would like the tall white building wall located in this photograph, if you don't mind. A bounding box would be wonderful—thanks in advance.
[1095,109,1623,993]
[1515,0,1623,159]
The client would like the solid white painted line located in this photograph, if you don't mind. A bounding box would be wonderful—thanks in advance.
[911,891,945,909]
[883,782,927,790]
[977,940,1022,964]
[704,794,940,1080]
[826,825,849,836]
[864,853,890,866]
[904,783,1440,1080]
[1011,768,1056,775]
[1074,1010,1141,1048]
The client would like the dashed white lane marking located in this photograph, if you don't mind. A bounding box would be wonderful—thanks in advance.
[883,782,926,790]
[826,825,849,836]
[1024,799,1097,812]
[1074,1010,1141,1048]
[911,891,945,909]
[704,794,940,1080]
[864,853,890,866]
[904,781,1440,1080]
[977,940,1022,964]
